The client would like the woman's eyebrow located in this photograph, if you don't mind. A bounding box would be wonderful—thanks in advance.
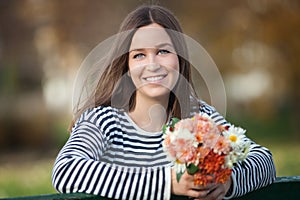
[129,48,144,52]
[155,42,174,48]
[129,43,174,52]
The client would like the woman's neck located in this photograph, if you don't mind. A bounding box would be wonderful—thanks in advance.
[128,95,169,133]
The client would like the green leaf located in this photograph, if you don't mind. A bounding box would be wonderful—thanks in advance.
[171,118,180,126]
[187,163,198,175]
[176,171,184,183]
[162,125,167,134]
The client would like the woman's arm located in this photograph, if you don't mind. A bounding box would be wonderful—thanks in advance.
[199,102,276,198]
[51,120,171,200]
[224,139,276,198]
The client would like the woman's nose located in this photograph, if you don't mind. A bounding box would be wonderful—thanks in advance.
[145,54,160,71]
[146,62,160,71]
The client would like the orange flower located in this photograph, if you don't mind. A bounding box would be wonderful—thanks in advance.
[193,150,231,186]
[195,132,203,143]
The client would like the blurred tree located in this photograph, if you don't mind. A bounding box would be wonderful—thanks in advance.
[0,0,299,152]
[170,0,299,138]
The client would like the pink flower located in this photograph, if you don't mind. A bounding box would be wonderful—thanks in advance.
[162,113,248,186]
[174,118,194,132]
[213,135,231,155]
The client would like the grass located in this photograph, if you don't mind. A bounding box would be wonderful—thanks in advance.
[271,143,300,176]
[0,142,299,198]
[0,112,299,198]
[0,158,56,198]
[0,121,68,199]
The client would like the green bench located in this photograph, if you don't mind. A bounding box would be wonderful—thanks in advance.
[1,176,299,200]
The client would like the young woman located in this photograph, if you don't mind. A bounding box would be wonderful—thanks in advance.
[52,5,276,200]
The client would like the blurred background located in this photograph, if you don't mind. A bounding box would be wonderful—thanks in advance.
[0,0,299,198]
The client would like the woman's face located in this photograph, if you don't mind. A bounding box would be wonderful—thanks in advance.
[128,23,179,101]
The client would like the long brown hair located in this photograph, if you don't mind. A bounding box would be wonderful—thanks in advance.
[70,5,198,130]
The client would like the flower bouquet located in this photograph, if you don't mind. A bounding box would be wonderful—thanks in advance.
[162,113,250,186]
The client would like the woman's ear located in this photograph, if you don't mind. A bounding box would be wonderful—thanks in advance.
[127,70,131,77]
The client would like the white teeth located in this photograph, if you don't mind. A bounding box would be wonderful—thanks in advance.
[145,75,164,81]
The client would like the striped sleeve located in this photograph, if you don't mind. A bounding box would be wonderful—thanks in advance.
[51,110,171,200]
[199,102,276,198]
[226,143,276,198]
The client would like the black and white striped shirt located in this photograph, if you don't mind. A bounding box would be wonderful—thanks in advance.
[52,102,276,199]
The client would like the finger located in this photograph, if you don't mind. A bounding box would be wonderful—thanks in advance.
[204,183,218,190]
[216,193,226,200]
[205,185,225,200]
[213,190,226,200]
[193,182,217,191]
[187,189,209,199]
[196,190,210,198]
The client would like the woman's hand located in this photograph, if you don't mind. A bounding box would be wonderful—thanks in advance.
[194,177,232,200]
[171,169,210,198]
[171,169,232,200]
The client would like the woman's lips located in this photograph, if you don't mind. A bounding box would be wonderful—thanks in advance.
[143,74,167,82]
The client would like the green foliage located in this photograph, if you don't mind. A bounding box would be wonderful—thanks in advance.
[163,117,180,134]
[176,171,184,183]
[0,159,56,198]
[171,118,180,127]
[186,163,198,175]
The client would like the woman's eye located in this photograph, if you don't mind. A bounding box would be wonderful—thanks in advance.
[133,53,145,59]
[158,49,170,55]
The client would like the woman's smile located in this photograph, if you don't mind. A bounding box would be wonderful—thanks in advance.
[142,74,167,83]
